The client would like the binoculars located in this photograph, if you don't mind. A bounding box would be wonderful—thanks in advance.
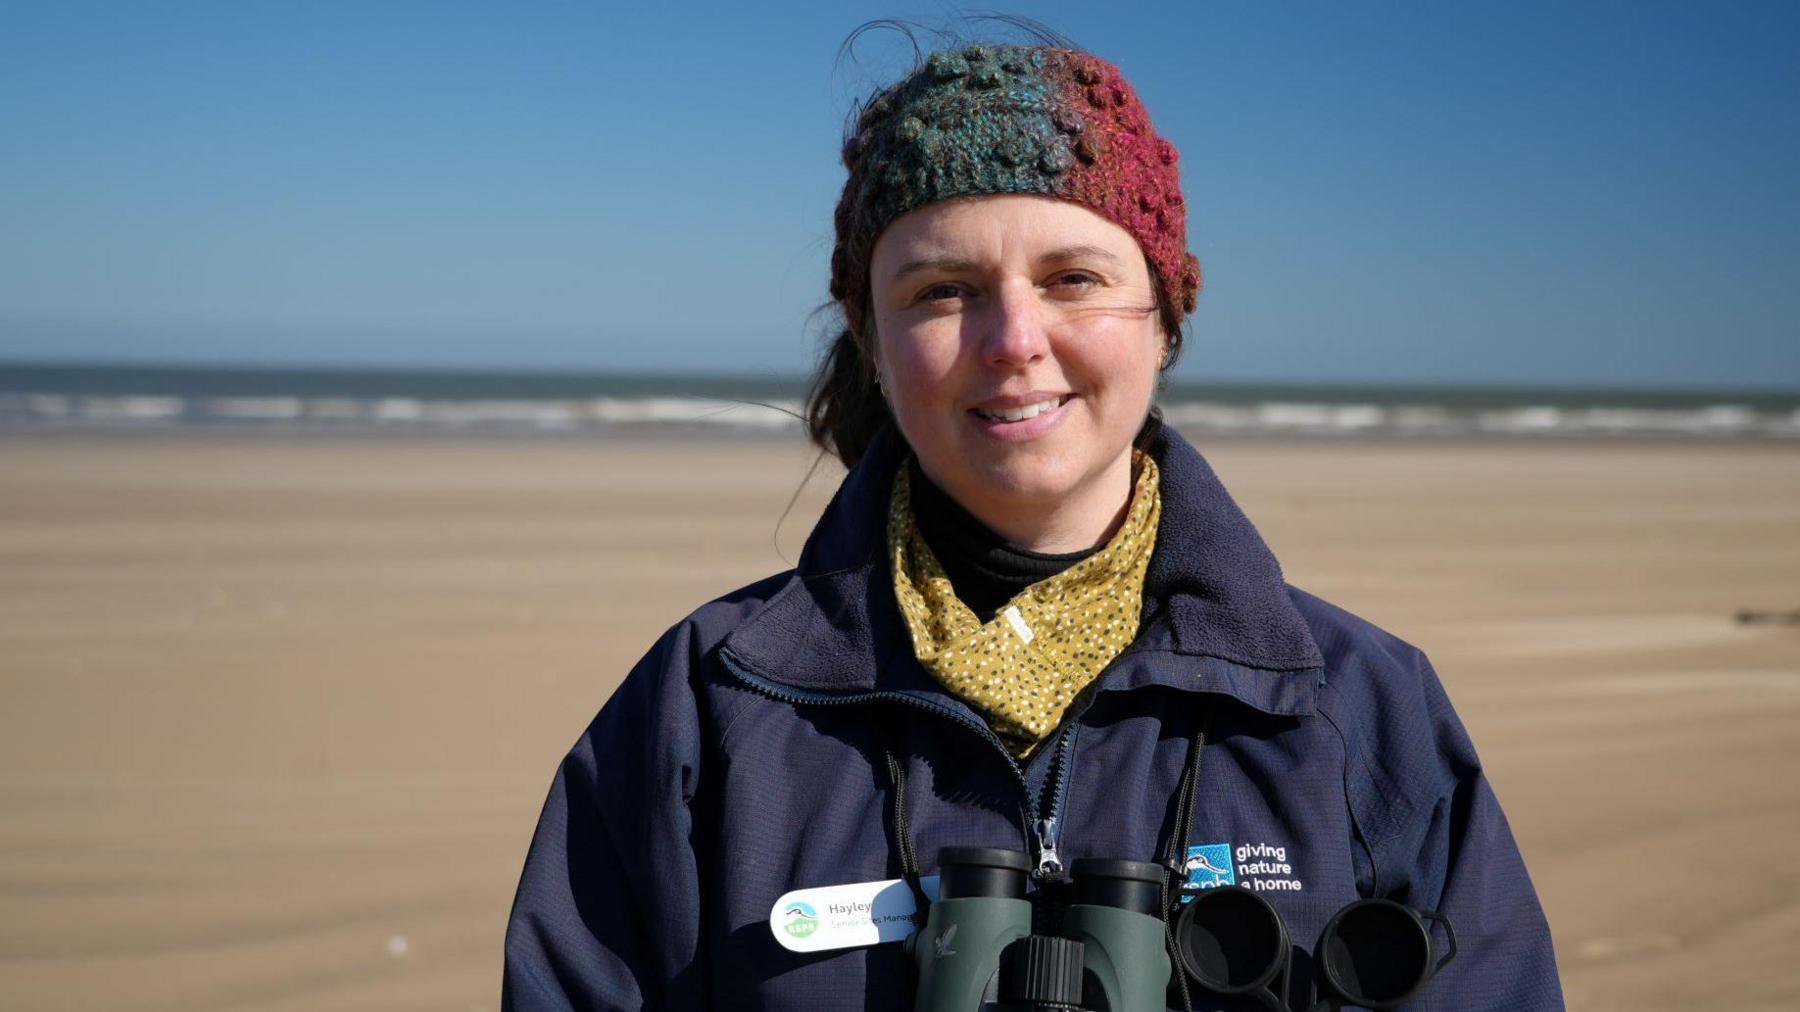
[906,847,1456,1012]
[906,847,1169,1012]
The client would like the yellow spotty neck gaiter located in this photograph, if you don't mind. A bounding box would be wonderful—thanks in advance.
[888,453,1162,757]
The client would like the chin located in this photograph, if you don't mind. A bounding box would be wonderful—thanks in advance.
[957,449,1086,507]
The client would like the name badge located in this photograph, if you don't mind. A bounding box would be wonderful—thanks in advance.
[769,876,941,953]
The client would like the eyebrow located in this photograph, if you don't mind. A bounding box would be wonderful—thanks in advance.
[887,244,1125,283]
[1038,244,1125,267]
[888,255,983,282]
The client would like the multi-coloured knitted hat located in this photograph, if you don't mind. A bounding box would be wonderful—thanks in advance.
[831,43,1201,325]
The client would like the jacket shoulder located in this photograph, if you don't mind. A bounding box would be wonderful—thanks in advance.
[608,568,797,720]
[674,568,797,655]
[1283,583,1453,741]
[1284,583,1429,681]
[1284,583,1470,831]
[561,569,799,796]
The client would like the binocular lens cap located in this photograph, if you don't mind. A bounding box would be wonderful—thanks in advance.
[1174,886,1288,994]
[1319,900,1432,1008]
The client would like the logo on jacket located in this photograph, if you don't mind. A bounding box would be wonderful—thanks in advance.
[1182,843,1236,894]
[1182,841,1306,901]
[781,900,819,939]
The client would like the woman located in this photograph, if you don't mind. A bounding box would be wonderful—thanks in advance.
[503,39,1562,1011]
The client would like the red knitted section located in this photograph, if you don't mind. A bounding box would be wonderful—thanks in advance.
[1049,50,1202,316]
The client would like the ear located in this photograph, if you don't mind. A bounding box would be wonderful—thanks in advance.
[862,311,888,393]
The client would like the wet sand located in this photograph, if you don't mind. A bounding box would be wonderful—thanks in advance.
[2,433,1797,1010]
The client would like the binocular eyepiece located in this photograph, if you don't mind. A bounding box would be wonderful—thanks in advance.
[908,847,1456,1012]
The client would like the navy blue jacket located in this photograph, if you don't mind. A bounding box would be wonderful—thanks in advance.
[502,426,1563,1010]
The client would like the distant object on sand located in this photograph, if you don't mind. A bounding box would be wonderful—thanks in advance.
[1736,609,1800,626]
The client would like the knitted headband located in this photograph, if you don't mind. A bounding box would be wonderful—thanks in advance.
[831,43,1201,328]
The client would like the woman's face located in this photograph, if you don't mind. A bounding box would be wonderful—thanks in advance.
[869,195,1166,536]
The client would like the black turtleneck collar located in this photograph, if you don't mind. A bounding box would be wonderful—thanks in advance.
[907,458,1099,622]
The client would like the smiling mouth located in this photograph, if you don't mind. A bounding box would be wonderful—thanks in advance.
[972,395,1071,422]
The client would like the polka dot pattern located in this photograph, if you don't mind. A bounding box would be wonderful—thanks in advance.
[888,453,1163,757]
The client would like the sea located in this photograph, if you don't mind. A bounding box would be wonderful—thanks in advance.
[3,362,1797,440]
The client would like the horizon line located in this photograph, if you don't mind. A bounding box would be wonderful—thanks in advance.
[3,356,1798,401]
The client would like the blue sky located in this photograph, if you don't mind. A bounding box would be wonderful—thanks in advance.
[1,1,1795,388]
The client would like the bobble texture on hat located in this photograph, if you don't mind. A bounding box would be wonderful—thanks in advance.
[833,43,1201,319]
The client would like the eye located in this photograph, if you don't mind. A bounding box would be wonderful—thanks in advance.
[1047,270,1101,292]
[916,282,969,304]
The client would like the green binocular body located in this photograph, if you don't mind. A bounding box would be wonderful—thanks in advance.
[906,848,1170,1012]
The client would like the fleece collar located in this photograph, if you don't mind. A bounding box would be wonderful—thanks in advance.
[719,424,1325,716]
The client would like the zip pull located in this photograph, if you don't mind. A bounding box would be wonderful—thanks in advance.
[1033,817,1063,879]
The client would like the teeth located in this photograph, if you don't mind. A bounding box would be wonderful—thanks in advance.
[977,396,1065,422]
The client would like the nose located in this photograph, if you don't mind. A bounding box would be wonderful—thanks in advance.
[979,280,1051,368]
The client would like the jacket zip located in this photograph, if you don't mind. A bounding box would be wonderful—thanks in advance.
[1032,724,1078,877]
[720,650,1075,877]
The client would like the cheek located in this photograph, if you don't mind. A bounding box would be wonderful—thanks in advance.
[879,331,962,412]
[1075,327,1163,405]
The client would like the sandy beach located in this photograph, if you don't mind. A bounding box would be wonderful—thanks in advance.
[3,432,1797,1011]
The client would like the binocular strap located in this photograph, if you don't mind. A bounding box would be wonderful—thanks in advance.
[1160,703,1214,1012]
[881,737,931,925]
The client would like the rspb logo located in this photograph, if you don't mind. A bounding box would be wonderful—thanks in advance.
[1182,843,1236,895]
[780,900,819,939]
